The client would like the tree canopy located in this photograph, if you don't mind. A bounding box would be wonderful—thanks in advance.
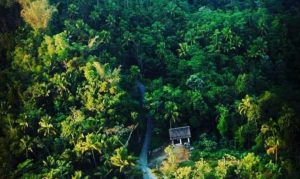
[1,0,300,178]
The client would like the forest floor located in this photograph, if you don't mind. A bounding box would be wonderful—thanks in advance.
[148,144,190,169]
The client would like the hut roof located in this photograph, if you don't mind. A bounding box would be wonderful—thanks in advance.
[169,126,191,140]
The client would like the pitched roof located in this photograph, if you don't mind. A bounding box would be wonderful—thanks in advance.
[169,126,191,140]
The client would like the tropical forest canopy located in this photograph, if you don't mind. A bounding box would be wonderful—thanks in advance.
[1,0,300,178]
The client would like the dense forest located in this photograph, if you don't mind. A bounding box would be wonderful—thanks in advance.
[1,0,300,178]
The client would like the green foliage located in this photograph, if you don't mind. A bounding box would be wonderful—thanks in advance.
[15,159,34,175]
[145,84,182,128]
[238,95,261,122]
[216,105,229,138]
[174,166,192,179]
[72,170,88,179]
[39,32,70,60]
[0,0,16,7]
[236,153,260,178]
[110,147,136,173]
[215,155,238,179]
[247,37,268,59]
[38,115,56,136]
[235,73,252,95]
[234,122,257,149]
[160,146,178,177]
[74,133,103,155]
[1,0,300,178]
[80,61,124,112]
[209,27,242,53]
[193,158,212,179]
[194,133,217,152]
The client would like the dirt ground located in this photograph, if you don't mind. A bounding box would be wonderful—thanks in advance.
[149,144,190,169]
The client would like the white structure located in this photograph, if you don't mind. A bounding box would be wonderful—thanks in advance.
[169,126,191,145]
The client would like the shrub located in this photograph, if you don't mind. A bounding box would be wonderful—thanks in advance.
[174,166,192,179]
[192,158,212,179]
[215,155,238,179]
[160,146,178,177]
[235,153,260,178]
[195,133,217,151]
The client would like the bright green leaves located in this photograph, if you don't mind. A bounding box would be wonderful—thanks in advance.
[178,42,191,57]
[193,159,212,179]
[237,91,296,161]
[185,91,205,111]
[236,94,264,148]
[18,135,34,158]
[80,61,124,112]
[42,35,55,57]
[74,133,104,155]
[53,33,69,58]
[235,153,260,178]
[83,61,120,84]
[50,73,70,94]
[174,166,192,179]
[160,146,178,177]
[93,62,121,84]
[88,30,111,50]
[61,111,80,139]
[221,27,242,52]
[8,43,138,176]
[82,61,99,83]
[238,94,261,122]
[24,82,50,100]
[235,73,252,95]
[13,31,70,76]
[48,71,75,111]
[216,105,229,138]
[15,159,34,176]
[13,46,41,73]
[72,171,83,179]
[39,32,70,61]
[61,109,98,140]
[38,115,56,136]
[209,27,242,53]
[110,147,136,173]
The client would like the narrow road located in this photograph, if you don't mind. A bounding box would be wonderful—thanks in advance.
[137,81,157,179]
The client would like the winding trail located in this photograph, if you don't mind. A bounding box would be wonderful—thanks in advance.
[137,81,157,179]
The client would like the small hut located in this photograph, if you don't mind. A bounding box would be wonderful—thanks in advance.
[169,126,191,145]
